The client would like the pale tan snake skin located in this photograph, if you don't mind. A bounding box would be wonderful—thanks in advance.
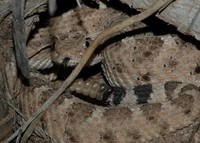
[22,5,200,142]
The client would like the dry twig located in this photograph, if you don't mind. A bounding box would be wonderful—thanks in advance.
[12,0,30,78]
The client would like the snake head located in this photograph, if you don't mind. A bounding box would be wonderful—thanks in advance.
[51,35,102,67]
[49,6,125,67]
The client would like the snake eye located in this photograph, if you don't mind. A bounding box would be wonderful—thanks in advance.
[83,37,92,48]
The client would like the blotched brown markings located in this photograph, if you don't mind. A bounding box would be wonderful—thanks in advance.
[67,103,95,123]
[65,129,80,143]
[100,130,116,143]
[140,103,162,120]
[126,129,142,140]
[103,107,132,120]
[141,72,151,81]
[171,95,194,114]
[180,84,199,93]
[164,81,182,99]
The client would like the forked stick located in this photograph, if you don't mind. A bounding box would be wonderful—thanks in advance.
[6,0,174,142]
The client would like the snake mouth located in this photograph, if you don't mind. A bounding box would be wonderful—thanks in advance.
[61,54,102,67]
